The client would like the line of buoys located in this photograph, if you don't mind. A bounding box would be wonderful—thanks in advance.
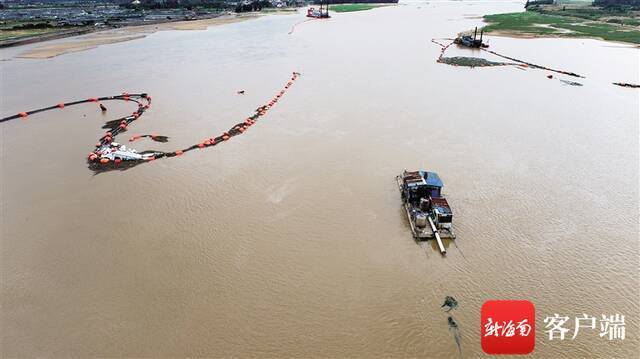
[1,93,149,124]
[1,72,301,172]
[432,39,455,64]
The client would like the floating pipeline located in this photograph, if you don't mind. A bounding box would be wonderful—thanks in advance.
[289,18,319,35]
[1,72,301,172]
[0,94,148,123]
[431,38,585,78]
[480,48,584,78]
[613,82,640,88]
[560,79,583,87]
[432,39,454,63]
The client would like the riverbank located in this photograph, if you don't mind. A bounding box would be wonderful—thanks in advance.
[483,4,640,44]
[14,13,261,59]
[1,10,275,50]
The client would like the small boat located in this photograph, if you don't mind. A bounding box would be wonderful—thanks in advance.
[396,170,455,254]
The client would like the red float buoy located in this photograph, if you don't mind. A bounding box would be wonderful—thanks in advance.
[100,158,109,164]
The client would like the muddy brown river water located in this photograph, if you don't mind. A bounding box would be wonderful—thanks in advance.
[1,1,638,357]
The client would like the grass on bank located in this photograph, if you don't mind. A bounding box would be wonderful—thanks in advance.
[0,28,63,41]
[329,4,388,13]
[0,21,79,42]
[483,10,640,44]
[440,56,512,67]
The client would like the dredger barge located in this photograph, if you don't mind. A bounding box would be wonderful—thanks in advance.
[307,3,330,18]
[397,170,455,254]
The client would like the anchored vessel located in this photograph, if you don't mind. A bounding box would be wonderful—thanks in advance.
[454,27,488,48]
[307,3,330,18]
[397,170,455,254]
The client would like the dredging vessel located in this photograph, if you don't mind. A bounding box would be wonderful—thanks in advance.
[397,170,455,254]
[454,27,488,48]
[307,3,330,18]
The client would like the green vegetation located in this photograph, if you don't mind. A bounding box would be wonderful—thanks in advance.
[483,5,640,44]
[329,4,388,13]
[0,21,83,42]
[440,56,512,67]
[0,28,65,42]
